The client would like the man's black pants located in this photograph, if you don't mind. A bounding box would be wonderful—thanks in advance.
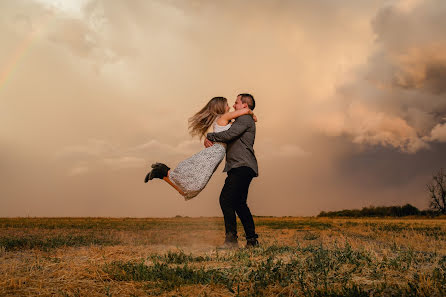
[219,166,258,240]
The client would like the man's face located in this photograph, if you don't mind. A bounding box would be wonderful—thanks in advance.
[233,96,247,111]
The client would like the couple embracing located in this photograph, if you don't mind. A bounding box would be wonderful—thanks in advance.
[144,94,259,248]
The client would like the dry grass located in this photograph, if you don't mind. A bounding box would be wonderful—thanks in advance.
[1,217,446,296]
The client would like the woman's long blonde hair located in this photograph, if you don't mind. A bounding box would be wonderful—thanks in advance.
[188,97,227,139]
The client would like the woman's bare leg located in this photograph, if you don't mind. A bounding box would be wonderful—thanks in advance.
[163,171,186,196]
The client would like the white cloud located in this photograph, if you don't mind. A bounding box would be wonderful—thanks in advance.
[103,156,145,169]
[426,123,446,142]
[345,102,429,153]
[57,138,203,173]
[256,139,310,159]
[131,139,202,156]
[392,0,424,13]
[55,139,118,158]
[275,144,311,158]
[32,0,89,18]
[68,165,89,176]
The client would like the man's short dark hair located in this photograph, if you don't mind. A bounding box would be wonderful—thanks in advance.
[238,93,255,110]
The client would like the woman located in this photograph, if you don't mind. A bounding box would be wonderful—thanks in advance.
[144,97,256,200]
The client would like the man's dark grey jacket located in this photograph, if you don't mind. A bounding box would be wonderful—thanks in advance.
[206,114,258,177]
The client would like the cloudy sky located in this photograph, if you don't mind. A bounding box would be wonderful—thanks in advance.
[1,0,446,217]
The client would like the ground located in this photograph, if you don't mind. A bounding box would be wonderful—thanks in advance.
[1,217,446,296]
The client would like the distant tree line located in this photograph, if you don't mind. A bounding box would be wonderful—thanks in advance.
[318,204,437,218]
[318,168,446,218]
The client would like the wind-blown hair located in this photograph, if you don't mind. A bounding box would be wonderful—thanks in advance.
[188,97,227,139]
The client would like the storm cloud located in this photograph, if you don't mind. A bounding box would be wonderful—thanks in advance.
[1,0,444,217]
[316,0,446,153]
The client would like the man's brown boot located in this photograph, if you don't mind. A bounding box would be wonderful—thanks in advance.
[245,238,259,248]
[217,233,239,250]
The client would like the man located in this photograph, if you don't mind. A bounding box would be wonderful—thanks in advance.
[205,93,259,248]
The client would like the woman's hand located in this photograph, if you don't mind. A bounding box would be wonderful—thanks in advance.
[242,107,256,121]
[242,107,253,115]
[204,138,214,148]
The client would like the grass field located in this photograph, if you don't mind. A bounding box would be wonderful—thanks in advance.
[1,217,446,296]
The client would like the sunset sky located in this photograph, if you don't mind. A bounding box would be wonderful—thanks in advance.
[2,0,446,217]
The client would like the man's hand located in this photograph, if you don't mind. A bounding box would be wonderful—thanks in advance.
[204,138,214,148]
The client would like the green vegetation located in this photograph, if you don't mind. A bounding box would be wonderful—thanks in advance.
[0,217,224,230]
[104,260,234,293]
[148,250,211,264]
[0,233,117,251]
[257,219,332,230]
[102,243,446,296]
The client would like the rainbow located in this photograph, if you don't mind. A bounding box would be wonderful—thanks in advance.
[0,15,51,91]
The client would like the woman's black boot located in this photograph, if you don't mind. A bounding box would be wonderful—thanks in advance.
[144,163,170,183]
